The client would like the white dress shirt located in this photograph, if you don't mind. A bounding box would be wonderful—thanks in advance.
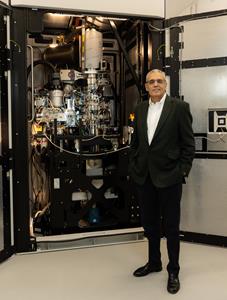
[147,93,166,145]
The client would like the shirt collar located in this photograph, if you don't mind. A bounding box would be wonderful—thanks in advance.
[149,93,167,106]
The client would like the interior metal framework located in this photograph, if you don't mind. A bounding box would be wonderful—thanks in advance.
[0,5,13,262]
[9,7,164,252]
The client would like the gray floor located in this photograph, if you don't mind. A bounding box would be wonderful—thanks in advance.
[0,240,227,300]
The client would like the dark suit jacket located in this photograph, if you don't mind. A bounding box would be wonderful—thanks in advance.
[129,95,195,187]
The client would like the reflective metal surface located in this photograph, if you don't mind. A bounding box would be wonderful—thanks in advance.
[182,66,227,133]
[182,15,227,60]
[181,159,227,236]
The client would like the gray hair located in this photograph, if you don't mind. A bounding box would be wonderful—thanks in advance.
[146,69,166,81]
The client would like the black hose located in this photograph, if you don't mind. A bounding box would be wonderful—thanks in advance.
[27,59,56,79]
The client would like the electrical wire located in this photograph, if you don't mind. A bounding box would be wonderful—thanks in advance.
[146,11,227,99]
[10,40,21,52]
[81,134,117,142]
[146,11,227,33]
[195,133,226,143]
[34,203,51,219]
[31,142,50,216]
[44,133,130,157]
[146,22,184,98]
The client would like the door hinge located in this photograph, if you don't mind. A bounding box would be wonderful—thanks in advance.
[8,157,13,170]
[2,149,13,171]
[5,48,11,71]
[8,149,13,169]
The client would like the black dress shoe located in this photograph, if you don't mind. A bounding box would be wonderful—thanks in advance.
[133,263,162,277]
[167,273,180,294]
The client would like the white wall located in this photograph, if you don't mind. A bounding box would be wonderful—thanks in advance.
[10,0,164,18]
[11,0,227,19]
[166,0,227,18]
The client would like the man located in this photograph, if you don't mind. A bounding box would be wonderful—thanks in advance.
[129,69,195,294]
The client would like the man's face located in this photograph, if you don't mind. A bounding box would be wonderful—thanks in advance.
[145,71,167,102]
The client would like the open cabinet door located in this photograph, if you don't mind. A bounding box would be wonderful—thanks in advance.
[0,2,14,262]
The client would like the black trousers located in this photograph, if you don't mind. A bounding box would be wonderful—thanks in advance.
[136,177,182,275]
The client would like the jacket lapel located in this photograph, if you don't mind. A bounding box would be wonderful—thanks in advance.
[141,101,149,144]
[152,96,172,141]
